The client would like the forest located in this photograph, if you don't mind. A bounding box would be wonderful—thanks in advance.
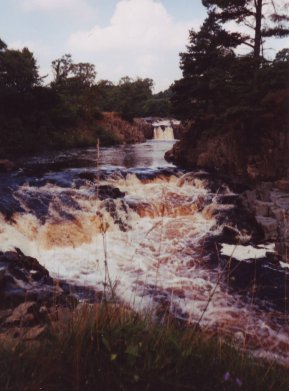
[168,0,289,180]
[0,42,171,156]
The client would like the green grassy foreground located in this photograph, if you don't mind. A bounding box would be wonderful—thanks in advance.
[0,304,288,391]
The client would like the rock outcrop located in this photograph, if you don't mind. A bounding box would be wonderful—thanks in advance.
[166,126,289,182]
[0,249,82,342]
[97,112,148,144]
[241,182,289,263]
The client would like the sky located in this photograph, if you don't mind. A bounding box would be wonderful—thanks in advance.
[0,0,288,92]
[0,0,206,91]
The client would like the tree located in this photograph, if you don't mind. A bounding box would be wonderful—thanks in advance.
[51,54,96,87]
[51,54,73,84]
[118,77,154,120]
[0,46,40,92]
[0,38,7,51]
[70,62,96,87]
[171,10,238,119]
[203,0,289,59]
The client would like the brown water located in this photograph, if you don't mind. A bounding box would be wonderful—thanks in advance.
[1,141,289,364]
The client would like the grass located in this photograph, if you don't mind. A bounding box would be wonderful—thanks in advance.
[1,303,289,391]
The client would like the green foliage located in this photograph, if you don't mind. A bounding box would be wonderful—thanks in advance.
[0,43,170,156]
[0,44,41,93]
[170,2,289,178]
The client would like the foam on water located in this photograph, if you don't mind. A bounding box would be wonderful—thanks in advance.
[1,142,289,364]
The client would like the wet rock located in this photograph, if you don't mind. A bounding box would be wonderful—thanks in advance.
[79,171,97,182]
[256,216,278,240]
[221,226,240,244]
[221,251,289,311]
[0,250,80,316]
[270,207,284,221]
[254,200,273,217]
[97,185,125,200]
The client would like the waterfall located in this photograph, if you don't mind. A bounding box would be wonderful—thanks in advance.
[153,120,175,140]
[153,126,174,140]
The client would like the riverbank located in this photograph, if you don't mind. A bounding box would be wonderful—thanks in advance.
[2,141,289,385]
[0,112,149,159]
[1,300,289,391]
[1,247,289,390]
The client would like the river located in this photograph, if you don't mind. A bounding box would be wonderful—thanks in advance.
[1,140,289,364]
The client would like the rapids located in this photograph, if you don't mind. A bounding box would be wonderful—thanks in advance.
[1,140,289,364]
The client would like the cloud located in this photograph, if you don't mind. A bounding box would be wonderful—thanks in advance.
[69,0,191,52]
[67,0,198,91]
[21,0,94,17]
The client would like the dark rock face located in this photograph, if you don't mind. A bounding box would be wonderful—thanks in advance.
[0,250,104,341]
[0,249,50,308]
[166,126,289,182]
[0,249,75,311]
[221,255,289,312]
[241,184,289,262]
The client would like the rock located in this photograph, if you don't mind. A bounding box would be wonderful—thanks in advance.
[97,185,125,200]
[275,179,289,192]
[255,200,273,217]
[79,172,97,182]
[0,159,14,172]
[275,196,289,211]
[256,216,278,240]
[221,226,240,243]
[24,325,47,340]
[270,207,285,221]
[4,301,38,326]
[242,190,257,207]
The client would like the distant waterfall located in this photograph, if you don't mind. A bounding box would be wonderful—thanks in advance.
[153,123,175,140]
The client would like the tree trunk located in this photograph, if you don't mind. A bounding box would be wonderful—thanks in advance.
[254,0,263,59]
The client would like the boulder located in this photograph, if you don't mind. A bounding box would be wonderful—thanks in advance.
[255,200,273,217]
[256,216,278,240]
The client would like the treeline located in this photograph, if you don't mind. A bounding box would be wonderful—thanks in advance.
[169,0,289,179]
[0,41,171,156]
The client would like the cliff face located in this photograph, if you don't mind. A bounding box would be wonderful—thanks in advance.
[166,124,289,182]
[97,112,149,144]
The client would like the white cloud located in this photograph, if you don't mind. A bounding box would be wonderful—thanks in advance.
[21,0,95,17]
[67,0,198,91]
[69,0,191,52]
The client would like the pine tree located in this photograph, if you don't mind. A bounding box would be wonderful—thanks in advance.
[202,0,289,59]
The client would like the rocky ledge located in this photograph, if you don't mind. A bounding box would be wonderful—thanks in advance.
[241,180,289,262]
[0,249,98,343]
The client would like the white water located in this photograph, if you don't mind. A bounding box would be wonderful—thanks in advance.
[1,141,289,364]
[153,127,175,141]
